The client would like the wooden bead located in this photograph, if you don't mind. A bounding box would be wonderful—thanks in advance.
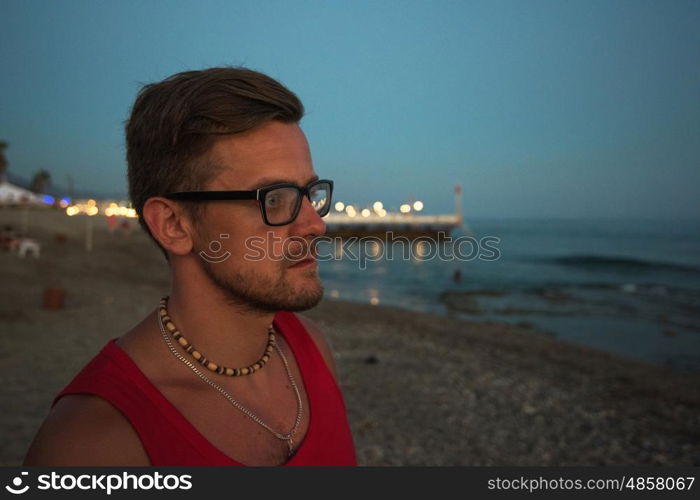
[241,367,249,375]
[166,322,176,332]
[177,337,188,347]
[192,351,202,360]
[225,368,234,376]
[207,362,217,371]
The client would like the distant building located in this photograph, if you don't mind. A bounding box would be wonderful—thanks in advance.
[0,181,44,205]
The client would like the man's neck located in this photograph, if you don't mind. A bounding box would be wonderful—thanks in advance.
[166,268,276,369]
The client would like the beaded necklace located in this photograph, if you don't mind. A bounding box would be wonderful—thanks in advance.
[158,297,274,376]
[156,297,303,457]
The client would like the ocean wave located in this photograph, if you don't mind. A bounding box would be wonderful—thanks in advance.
[545,255,700,274]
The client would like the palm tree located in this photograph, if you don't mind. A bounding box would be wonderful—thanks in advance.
[30,170,51,194]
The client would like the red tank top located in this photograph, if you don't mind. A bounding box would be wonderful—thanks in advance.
[52,311,357,466]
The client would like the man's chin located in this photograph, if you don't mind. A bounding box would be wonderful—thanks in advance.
[282,296,322,312]
[282,282,324,311]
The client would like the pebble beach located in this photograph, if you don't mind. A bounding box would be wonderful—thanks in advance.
[1,206,699,465]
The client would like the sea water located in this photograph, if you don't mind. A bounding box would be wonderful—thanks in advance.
[318,217,700,370]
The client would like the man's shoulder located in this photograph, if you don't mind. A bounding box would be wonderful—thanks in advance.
[23,393,150,466]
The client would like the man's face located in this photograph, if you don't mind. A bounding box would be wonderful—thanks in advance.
[190,121,327,313]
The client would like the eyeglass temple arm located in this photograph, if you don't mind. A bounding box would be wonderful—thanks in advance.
[164,191,257,201]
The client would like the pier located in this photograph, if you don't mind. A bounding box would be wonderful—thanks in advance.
[324,212,461,239]
[323,185,465,239]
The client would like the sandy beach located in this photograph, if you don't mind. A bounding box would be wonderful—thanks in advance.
[1,206,699,465]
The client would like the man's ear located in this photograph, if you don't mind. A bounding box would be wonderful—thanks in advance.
[141,197,195,256]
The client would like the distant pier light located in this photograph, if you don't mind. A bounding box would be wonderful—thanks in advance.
[323,190,461,239]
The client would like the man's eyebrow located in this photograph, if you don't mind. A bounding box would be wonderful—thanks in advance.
[250,175,319,189]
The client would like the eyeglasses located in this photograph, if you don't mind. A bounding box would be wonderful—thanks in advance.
[164,179,333,226]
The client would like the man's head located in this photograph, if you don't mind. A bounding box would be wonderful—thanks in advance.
[126,67,305,246]
[126,67,327,313]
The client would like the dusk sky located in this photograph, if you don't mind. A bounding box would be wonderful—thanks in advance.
[1,0,698,219]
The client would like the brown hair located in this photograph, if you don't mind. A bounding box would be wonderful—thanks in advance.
[126,67,304,257]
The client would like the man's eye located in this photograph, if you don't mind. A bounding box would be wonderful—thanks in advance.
[266,195,280,207]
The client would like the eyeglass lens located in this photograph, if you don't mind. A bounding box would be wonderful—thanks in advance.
[264,182,331,224]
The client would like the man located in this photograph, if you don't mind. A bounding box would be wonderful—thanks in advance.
[24,67,356,466]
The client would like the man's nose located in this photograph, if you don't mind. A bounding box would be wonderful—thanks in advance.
[291,196,326,237]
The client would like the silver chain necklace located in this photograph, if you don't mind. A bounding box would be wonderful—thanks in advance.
[156,309,304,457]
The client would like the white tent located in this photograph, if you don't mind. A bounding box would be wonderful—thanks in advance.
[0,181,44,205]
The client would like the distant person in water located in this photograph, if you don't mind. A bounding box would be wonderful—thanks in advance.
[24,67,356,466]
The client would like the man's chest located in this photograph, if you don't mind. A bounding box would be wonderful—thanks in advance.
[158,377,311,466]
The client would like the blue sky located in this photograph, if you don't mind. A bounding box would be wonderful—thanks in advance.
[1,0,698,218]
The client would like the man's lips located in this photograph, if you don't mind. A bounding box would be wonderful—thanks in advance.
[285,242,318,268]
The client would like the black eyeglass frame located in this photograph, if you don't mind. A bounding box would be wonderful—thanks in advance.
[164,179,334,226]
